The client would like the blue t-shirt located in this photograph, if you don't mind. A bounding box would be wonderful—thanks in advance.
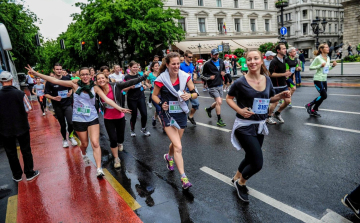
[180,61,195,79]
[212,60,220,71]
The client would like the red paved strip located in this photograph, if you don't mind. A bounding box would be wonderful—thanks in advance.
[16,101,142,223]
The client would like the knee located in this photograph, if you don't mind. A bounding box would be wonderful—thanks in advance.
[253,162,263,173]
[81,141,88,149]
[217,100,222,106]
[173,144,182,154]
[285,98,291,105]
[322,92,327,100]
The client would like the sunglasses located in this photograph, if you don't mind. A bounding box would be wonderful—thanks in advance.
[187,56,193,58]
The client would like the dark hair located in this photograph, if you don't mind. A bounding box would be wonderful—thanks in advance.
[184,50,193,57]
[154,55,159,59]
[128,60,137,68]
[54,63,62,68]
[100,66,109,72]
[80,67,90,72]
[149,61,160,72]
[275,43,286,54]
[246,50,270,76]
[96,72,107,79]
[159,52,180,74]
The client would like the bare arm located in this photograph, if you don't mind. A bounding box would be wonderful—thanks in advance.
[226,94,254,118]
[25,65,75,88]
[94,86,131,113]
[270,71,292,78]
[270,90,290,103]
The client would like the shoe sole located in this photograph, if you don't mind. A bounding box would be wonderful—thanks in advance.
[12,178,22,182]
[234,181,249,203]
[114,163,121,168]
[274,117,284,124]
[97,173,105,178]
[27,171,40,181]
[182,184,192,190]
[342,197,360,219]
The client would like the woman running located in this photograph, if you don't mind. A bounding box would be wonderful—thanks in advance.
[226,50,290,202]
[25,65,130,177]
[152,52,198,189]
[123,61,150,137]
[96,72,147,168]
[146,61,162,127]
[32,77,46,116]
[305,43,337,117]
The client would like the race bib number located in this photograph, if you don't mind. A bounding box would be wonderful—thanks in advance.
[323,66,329,74]
[169,101,182,113]
[290,67,296,73]
[58,90,68,98]
[243,64,248,68]
[103,103,114,109]
[75,105,91,116]
[37,89,44,96]
[252,98,270,114]
[134,83,142,88]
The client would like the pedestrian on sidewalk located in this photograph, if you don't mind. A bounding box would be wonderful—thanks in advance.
[226,50,290,202]
[347,44,353,56]
[0,71,40,182]
[342,185,360,219]
[299,50,306,72]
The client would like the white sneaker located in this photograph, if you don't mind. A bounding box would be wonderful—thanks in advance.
[82,154,90,164]
[42,112,45,116]
[266,117,277,125]
[97,168,105,177]
[118,143,123,152]
[148,102,153,108]
[223,89,226,92]
[114,158,121,168]
[141,128,151,136]
[130,131,136,137]
[70,137,78,146]
[62,140,69,148]
[274,113,284,123]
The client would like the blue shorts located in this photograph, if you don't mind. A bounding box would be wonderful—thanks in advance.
[160,111,187,129]
[286,78,295,88]
[185,97,199,110]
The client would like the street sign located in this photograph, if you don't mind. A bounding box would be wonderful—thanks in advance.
[223,43,230,52]
[280,27,287,36]
[218,45,223,53]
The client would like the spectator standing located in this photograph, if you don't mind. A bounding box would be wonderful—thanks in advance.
[26,72,35,100]
[347,44,353,56]
[299,50,306,72]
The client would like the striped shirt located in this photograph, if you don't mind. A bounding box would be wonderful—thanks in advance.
[23,95,32,113]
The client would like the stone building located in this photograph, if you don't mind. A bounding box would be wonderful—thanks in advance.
[341,0,360,53]
[163,0,279,56]
[277,0,343,59]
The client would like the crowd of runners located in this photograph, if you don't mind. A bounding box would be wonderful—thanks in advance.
[1,42,359,219]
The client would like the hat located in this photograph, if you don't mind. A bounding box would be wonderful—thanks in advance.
[0,71,13,82]
[211,49,219,55]
[265,51,276,57]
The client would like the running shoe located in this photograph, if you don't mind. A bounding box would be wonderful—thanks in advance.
[141,128,151,136]
[118,143,123,152]
[130,131,136,137]
[341,194,360,219]
[70,137,78,146]
[163,154,174,171]
[96,168,105,178]
[203,88,207,92]
[234,180,249,202]
[148,102,153,108]
[310,110,321,117]
[217,119,226,127]
[42,112,45,116]
[188,116,196,125]
[152,116,156,127]
[12,177,22,182]
[205,108,212,118]
[266,116,277,125]
[62,140,69,148]
[82,154,91,164]
[26,170,40,181]
[181,177,192,190]
[114,157,121,169]
[274,113,284,123]
[305,104,312,114]
[288,103,292,108]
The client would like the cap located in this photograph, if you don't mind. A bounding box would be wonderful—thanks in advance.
[265,51,276,57]
[211,49,219,55]
[0,71,13,82]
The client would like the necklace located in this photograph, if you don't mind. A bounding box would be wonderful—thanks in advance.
[247,77,262,85]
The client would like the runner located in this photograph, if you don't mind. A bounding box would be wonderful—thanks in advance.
[180,50,199,125]
[123,61,151,137]
[305,43,337,117]
[44,63,77,147]
[90,67,96,81]
[100,66,115,83]
[266,43,292,124]
[237,52,248,75]
[109,65,124,83]
[32,77,46,116]
[226,50,290,202]
[146,61,162,127]
[223,55,232,92]
[202,49,226,127]
[264,51,276,70]
[96,72,145,168]
[26,65,130,177]
[152,52,197,189]
[231,55,238,76]
[26,72,36,101]
[285,47,302,108]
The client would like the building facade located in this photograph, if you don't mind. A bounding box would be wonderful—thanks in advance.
[163,0,279,55]
[341,0,360,51]
[277,0,344,59]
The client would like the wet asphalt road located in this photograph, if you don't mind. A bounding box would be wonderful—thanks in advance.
[1,84,360,223]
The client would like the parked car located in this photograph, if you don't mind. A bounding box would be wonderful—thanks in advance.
[17,72,28,90]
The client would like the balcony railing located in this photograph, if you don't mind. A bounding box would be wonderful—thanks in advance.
[197,32,208,36]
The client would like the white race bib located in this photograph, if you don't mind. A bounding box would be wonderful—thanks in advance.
[290,67,296,73]
[243,64,248,68]
[323,66,329,74]
[134,83,142,88]
[37,89,44,96]
[252,98,270,114]
[169,101,182,113]
[58,90,68,98]
[75,105,91,116]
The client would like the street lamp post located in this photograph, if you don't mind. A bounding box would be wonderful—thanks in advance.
[275,1,289,43]
[311,17,327,49]
[198,43,202,59]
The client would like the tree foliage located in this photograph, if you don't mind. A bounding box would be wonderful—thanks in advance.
[0,0,40,71]
[233,48,245,57]
[258,42,276,53]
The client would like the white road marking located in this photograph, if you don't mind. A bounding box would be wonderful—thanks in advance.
[329,93,360,97]
[304,123,360,134]
[187,121,231,132]
[201,167,350,223]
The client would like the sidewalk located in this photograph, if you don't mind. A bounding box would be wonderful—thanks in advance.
[301,62,360,77]
[13,101,142,222]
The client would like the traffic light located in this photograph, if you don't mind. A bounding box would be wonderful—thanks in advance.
[60,39,65,50]
[35,34,40,46]
[81,41,85,50]
[97,40,102,50]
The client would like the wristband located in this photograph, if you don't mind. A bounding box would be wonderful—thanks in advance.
[190,93,193,99]
[158,101,164,107]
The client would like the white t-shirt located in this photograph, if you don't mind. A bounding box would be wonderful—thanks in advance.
[26,75,35,84]
[224,60,231,74]
[109,73,124,82]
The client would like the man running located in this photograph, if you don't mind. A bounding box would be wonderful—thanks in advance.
[237,52,248,75]
[180,50,199,125]
[285,47,302,108]
[267,43,292,124]
[223,55,232,92]
[202,49,226,127]
[44,63,77,147]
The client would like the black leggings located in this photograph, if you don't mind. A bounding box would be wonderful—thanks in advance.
[224,73,232,84]
[104,117,125,148]
[127,98,147,130]
[53,105,74,139]
[309,81,327,111]
[349,185,360,203]
[37,96,46,113]
[235,130,264,180]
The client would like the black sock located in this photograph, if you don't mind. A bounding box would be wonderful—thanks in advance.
[275,111,280,116]
[208,106,214,111]
[217,115,221,121]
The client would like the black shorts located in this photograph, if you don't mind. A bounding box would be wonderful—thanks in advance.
[73,118,99,132]
[224,73,232,84]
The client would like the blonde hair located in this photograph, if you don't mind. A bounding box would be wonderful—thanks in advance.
[313,43,328,56]
[246,50,270,76]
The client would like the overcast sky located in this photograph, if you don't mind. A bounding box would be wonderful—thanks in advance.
[23,0,88,40]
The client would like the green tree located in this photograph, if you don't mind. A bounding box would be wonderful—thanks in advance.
[258,42,276,53]
[0,0,40,71]
[233,48,245,57]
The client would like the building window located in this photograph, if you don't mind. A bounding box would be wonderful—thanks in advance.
[316,10,320,17]
[199,18,206,32]
[265,19,270,32]
[340,24,343,31]
[198,0,204,6]
[234,19,241,32]
[250,0,254,9]
[340,12,344,18]
[303,23,308,35]
[264,0,268,9]
[328,24,331,33]
[335,24,338,32]
[234,0,239,8]
[302,10,308,19]
[335,11,338,18]
[177,0,183,5]
[285,14,288,21]
[289,13,291,20]
[250,19,256,32]
[328,11,332,18]
[217,18,224,33]
[216,0,222,7]
[287,27,290,37]
[178,18,186,31]
[322,10,326,18]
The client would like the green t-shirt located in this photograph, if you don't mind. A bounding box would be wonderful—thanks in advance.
[237,57,248,71]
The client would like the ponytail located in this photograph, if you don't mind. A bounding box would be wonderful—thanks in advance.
[314,43,328,56]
